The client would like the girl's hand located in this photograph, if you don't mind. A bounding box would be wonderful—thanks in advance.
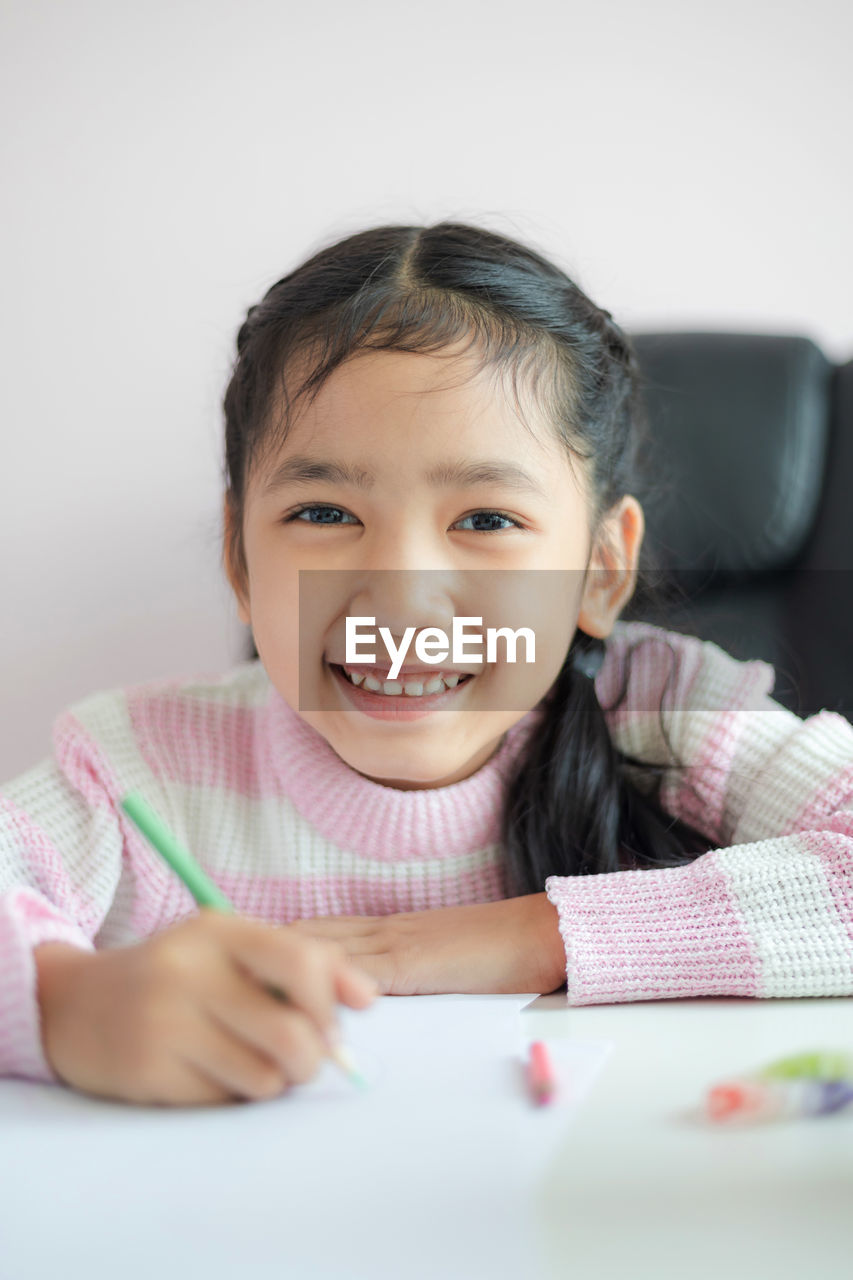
[34,911,378,1107]
[289,893,567,997]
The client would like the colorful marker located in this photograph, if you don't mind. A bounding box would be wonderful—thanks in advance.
[120,790,368,1090]
[526,1040,557,1106]
[707,1076,853,1123]
[756,1050,853,1083]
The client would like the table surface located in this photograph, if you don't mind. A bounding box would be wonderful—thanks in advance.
[524,993,853,1280]
[1,995,851,1280]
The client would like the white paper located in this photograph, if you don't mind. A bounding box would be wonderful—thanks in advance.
[0,995,612,1280]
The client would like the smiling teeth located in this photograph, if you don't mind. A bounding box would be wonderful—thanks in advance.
[342,668,468,697]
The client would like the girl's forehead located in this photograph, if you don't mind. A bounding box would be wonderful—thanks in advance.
[305,347,510,410]
[275,347,563,454]
[248,345,588,501]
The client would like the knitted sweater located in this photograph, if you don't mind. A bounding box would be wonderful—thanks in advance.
[2,620,853,1084]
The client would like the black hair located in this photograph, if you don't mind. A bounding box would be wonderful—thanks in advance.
[222,221,715,897]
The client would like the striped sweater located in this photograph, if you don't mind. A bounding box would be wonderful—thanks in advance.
[2,620,853,1084]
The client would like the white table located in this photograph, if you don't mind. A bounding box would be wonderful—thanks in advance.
[525,994,853,1280]
[1,995,850,1280]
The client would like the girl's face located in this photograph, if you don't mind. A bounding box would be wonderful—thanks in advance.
[225,342,643,789]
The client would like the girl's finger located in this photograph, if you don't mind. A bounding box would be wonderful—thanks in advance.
[225,918,341,1036]
[290,916,378,939]
[311,933,386,957]
[207,965,328,1083]
[334,957,385,1003]
[179,1012,292,1103]
[141,1059,239,1108]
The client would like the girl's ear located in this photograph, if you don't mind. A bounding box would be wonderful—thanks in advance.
[576,496,645,638]
[222,495,252,626]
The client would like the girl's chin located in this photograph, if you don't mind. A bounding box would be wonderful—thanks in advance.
[346,752,481,790]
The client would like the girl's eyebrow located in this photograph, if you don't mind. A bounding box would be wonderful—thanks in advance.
[261,455,547,498]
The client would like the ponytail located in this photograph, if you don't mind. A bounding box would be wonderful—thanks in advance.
[501,628,715,897]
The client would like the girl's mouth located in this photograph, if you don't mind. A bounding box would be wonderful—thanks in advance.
[327,662,475,720]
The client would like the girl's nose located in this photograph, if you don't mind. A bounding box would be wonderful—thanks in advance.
[345,521,467,647]
[354,569,457,643]
[358,520,449,576]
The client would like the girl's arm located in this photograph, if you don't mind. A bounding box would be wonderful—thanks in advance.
[291,628,853,1004]
[545,626,853,1004]
[1,760,116,1081]
[0,694,168,1082]
[1,693,381,1106]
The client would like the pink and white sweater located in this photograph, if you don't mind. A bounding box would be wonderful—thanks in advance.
[2,620,853,1084]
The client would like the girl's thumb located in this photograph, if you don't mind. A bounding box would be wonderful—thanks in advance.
[335,960,380,1007]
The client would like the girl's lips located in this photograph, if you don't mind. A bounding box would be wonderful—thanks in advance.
[327,662,474,721]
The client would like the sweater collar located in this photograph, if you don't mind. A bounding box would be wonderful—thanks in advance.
[263,687,546,862]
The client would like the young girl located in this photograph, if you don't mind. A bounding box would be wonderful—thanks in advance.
[3,221,852,1109]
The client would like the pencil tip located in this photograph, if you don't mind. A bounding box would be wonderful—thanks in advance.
[330,1043,369,1089]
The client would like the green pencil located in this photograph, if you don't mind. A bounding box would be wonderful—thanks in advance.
[119,789,367,1090]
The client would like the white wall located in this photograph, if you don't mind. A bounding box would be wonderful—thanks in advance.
[1,0,851,781]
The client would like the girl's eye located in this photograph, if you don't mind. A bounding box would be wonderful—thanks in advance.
[283,505,523,532]
[286,504,358,525]
[453,510,523,533]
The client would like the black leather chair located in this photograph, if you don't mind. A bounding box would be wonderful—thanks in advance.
[623,332,853,721]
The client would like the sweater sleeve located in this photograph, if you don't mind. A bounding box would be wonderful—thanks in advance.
[0,696,169,1083]
[544,623,853,1004]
